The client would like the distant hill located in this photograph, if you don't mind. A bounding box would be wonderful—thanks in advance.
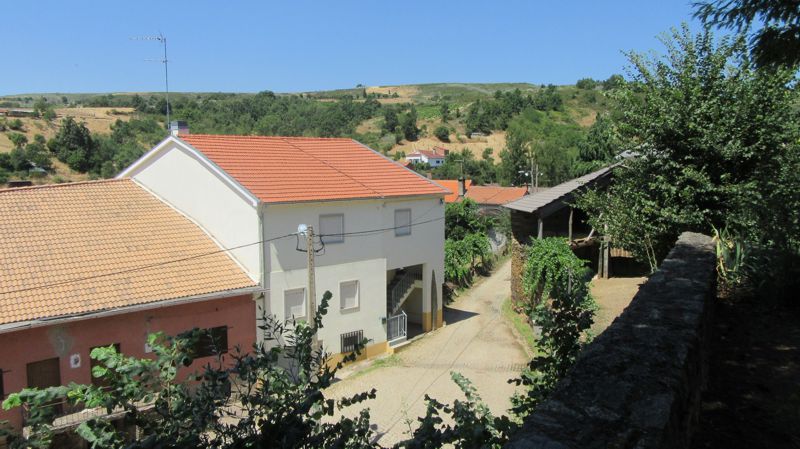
[1,82,612,185]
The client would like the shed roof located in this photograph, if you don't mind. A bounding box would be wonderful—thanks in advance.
[0,179,257,328]
[179,135,449,204]
[504,164,617,215]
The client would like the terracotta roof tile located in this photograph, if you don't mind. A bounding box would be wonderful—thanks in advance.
[437,180,471,203]
[464,185,529,205]
[0,179,256,327]
[180,135,449,203]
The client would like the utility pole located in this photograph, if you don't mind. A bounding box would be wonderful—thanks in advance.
[298,224,319,350]
[132,33,170,128]
[528,143,539,193]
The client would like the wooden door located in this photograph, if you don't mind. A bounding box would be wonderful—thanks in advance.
[27,358,62,415]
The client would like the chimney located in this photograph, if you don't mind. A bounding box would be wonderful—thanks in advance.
[458,176,467,198]
[170,120,189,136]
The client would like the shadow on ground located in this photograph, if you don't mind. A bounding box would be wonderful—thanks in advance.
[691,296,800,448]
[443,306,479,325]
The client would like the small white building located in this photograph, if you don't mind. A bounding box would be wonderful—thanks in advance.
[119,134,448,360]
[405,148,447,167]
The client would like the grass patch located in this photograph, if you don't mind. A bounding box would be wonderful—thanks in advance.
[350,354,401,379]
[501,297,536,352]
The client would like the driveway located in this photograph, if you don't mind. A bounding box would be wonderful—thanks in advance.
[325,258,528,446]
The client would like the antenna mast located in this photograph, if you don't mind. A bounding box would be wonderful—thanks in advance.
[131,33,170,127]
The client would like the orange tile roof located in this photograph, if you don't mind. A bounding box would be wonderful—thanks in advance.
[0,179,256,327]
[179,135,449,203]
[465,185,529,206]
[437,179,471,203]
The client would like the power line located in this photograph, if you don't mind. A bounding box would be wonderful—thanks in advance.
[319,216,445,238]
[0,233,297,297]
[0,215,446,297]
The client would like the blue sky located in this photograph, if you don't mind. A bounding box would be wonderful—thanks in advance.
[1,1,702,95]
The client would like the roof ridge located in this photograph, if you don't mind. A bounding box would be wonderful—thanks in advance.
[279,137,385,198]
[183,134,351,141]
[0,178,130,194]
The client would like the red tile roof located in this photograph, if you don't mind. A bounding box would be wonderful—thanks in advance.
[0,179,256,327]
[180,135,449,203]
[408,148,447,159]
[437,180,471,203]
[464,185,529,205]
[437,180,529,205]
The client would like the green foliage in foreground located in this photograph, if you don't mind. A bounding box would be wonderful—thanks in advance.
[1,292,377,449]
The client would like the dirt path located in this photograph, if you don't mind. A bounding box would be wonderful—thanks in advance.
[326,258,527,446]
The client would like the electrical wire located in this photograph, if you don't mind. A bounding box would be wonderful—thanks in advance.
[0,233,298,296]
[0,214,445,297]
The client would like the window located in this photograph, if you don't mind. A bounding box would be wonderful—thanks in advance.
[340,280,359,310]
[27,357,62,415]
[320,214,344,244]
[340,330,364,353]
[284,287,306,320]
[183,327,228,359]
[395,209,412,236]
[90,343,120,388]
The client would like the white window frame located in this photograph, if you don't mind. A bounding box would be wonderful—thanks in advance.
[320,214,345,244]
[339,280,360,311]
[395,209,412,236]
[284,287,306,321]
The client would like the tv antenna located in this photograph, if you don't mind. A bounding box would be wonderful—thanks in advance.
[131,33,170,127]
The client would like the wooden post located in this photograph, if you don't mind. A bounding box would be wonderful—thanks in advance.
[306,226,319,349]
[568,207,574,243]
[537,217,543,239]
[603,224,610,279]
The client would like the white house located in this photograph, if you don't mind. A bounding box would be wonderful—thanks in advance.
[119,134,448,360]
[405,148,447,167]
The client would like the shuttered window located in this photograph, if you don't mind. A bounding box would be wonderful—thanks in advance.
[395,209,412,236]
[340,280,359,310]
[284,288,306,320]
[320,214,344,244]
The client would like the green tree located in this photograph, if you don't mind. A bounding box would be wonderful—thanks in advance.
[575,78,597,89]
[439,102,451,122]
[577,25,800,270]
[7,132,27,149]
[695,0,800,67]
[433,125,450,142]
[400,106,420,141]
[382,108,399,134]
[47,117,96,172]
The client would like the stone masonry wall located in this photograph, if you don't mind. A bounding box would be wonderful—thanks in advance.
[507,232,716,449]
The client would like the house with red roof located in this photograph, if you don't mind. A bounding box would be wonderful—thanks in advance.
[405,147,448,167]
[0,179,260,431]
[119,133,449,359]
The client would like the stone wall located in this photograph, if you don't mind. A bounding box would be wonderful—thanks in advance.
[507,232,716,449]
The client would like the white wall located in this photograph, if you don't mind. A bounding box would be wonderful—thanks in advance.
[263,196,445,349]
[127,142,261,282]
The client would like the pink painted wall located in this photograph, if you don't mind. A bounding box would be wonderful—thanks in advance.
[0,294,256,431]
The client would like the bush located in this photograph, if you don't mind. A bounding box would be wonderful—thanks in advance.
[434,125,450,142]
[8,119,24,131]
[575,78,597,89]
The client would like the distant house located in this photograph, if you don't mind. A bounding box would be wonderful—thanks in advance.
[0,179,259,431]
[405,147,448,167]
[438,178,528,212]
[120,134,449,362]
[438,178,528,252]
[3,108,36,117]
